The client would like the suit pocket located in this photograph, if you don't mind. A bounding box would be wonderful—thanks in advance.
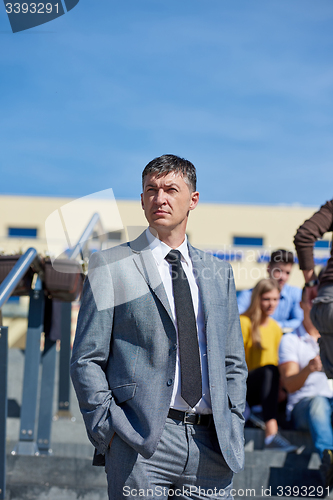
[111,383,137,404]
[227,393,234,409]
[227,393,245,421]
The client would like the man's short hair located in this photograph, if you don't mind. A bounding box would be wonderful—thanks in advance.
[142,154,197,192]
[269,249,294,266]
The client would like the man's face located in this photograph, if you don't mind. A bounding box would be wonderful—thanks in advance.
[267,262,293,289]
[141,172,199,236]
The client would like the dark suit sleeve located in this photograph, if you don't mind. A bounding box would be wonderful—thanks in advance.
[294,199,333,271]
[70,251,120,455]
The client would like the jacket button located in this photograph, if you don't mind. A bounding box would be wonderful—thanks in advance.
[167,379,173,386]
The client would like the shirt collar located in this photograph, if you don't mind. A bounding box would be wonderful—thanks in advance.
[145,228,190,267]
[280,284,289,299]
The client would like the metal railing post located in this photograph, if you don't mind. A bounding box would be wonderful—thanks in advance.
[36,337,57,454]
[57,302,72,417]
[0,326,8,500]
[13,276,45,456]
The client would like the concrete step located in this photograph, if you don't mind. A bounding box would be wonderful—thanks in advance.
[244,427,315,452]
[234,450,330,498]
[4,448,332,500]
[5,454,108,500]
[4,349,330,499]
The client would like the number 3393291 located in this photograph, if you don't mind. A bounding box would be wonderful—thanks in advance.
[5,3,59,14]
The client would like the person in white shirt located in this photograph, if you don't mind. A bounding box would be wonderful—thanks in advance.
[279,288,333,485]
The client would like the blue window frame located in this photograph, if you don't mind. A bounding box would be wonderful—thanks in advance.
[8,227,37,238]
[7,296,20,303]
[314,240,331,249]
[233,236,263,247]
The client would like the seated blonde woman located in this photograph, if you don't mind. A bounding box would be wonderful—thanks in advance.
[240,278,297,452]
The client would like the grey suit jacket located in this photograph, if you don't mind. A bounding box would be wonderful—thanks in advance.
[70,231,247,473]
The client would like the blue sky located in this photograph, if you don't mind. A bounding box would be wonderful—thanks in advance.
[1,0,332,206]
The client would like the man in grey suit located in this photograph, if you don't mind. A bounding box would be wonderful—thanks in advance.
[71,154,247,499]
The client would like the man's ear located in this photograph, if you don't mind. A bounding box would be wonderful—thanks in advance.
[141,193,144,210]
[267,264,271,277]
[189,191,199,211]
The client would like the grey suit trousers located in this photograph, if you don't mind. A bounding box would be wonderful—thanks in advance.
[105,417,234,500]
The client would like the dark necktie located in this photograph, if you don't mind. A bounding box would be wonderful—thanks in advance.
[165,250,202,408]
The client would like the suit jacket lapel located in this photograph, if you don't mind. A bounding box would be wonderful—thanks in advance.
[130,231,174,324]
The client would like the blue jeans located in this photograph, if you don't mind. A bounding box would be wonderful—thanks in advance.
[292,396,333,458]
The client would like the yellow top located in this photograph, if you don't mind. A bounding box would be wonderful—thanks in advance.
[240,315,283,371]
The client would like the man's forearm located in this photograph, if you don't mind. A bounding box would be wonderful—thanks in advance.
[281,365,311,394]
[303,269,317,283]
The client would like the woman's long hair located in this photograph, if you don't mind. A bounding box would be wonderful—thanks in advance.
[243,278,280,349]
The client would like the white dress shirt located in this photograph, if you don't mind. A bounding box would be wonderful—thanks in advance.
[279,323,333,417]
[146,228,212,414]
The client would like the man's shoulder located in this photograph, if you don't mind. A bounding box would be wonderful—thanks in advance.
[89,231,149,268]
[89,242,132,268]
[279,331,302,350]
[278,332,301,366]
[283,284,302,298]
[189,246,231,269]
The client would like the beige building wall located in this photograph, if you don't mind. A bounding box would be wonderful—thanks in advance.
[0,195,329,291]
[187,203,327,289]
[2,195,330,347]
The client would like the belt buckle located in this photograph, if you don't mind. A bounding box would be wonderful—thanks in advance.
[184,411,198,425]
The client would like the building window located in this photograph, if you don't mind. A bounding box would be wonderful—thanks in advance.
[106,231,122,241]
[7,296,20,303]
[314,239,331,249]
[8,227,38,238]
[233,236,263,247]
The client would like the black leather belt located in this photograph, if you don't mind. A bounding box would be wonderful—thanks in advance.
[168,408,213,426]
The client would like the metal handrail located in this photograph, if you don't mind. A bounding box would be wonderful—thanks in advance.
[0,248,39,309]
[0,212,105,306]
[67,212,106,260]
